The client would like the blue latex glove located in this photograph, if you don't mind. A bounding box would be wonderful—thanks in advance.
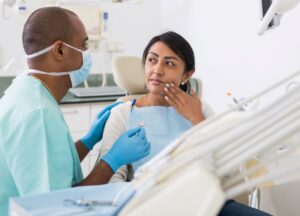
[81,102,122,150]
[102,127,151,172]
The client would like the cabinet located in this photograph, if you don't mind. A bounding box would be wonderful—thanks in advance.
[61,102,110,177]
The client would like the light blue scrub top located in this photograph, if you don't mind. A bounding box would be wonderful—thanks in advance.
[0,74,83,215]
[128,106,193,170]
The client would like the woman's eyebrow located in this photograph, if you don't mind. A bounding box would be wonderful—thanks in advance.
[165,56,180,62]
[149,52,180,61]
[148,52,159,57]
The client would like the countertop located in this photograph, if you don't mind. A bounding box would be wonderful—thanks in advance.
[0,74,121,105]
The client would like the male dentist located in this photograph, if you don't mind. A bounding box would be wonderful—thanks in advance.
[0,7,150,215]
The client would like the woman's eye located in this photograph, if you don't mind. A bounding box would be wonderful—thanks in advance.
[148,58,157,63]
[166,61,175,67]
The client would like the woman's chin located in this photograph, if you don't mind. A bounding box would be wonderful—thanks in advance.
[148,88,164,96]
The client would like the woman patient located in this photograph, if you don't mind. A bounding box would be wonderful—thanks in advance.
[99,31,213,182]
[99,31,271,216]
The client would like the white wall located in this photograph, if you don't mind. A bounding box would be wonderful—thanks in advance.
[91,0,162,75]
[0,0,162,75]
[161,0,300,113]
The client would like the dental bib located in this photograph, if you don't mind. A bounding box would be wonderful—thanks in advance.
[128,105,193,171]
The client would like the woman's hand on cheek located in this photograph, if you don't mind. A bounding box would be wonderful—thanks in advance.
[164,83,206,125]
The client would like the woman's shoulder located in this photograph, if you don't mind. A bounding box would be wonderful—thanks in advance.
[102,101,132,135]
[109,101,133,122]
[110,101,132,114]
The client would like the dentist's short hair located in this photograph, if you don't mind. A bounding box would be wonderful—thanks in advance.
[22,7,77,55]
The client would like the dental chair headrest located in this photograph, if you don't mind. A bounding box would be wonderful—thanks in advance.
[111,56,146,94]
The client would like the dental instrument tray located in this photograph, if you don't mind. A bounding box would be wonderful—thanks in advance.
[69,86,126,98]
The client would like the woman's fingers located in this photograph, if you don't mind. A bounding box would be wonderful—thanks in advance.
[163,83,204,124]
[166,83,186,98]
[164,87,181,107]
[164,83,187,105]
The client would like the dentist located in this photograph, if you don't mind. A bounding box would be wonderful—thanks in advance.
[0,7,150,215]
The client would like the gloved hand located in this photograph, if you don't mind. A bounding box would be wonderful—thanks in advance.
[81,102,122,150]
[102,127,151,172]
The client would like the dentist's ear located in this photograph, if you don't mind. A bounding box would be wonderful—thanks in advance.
[52,41,64,60]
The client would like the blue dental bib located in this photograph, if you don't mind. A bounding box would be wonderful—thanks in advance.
[128,105,193,170]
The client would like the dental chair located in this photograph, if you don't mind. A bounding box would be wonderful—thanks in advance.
[111,55,203,102]
[117,69,300,216]
[111,56,145,102]
[111,56,300,216]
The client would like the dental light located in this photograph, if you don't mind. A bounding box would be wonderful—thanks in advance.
[258,0,300,35]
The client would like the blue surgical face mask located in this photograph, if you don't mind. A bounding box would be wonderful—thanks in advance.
[26,43,92,87]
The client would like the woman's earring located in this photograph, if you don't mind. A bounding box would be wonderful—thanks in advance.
[181,81,185,85]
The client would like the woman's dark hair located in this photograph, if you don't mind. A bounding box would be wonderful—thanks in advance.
[142,31,195,92]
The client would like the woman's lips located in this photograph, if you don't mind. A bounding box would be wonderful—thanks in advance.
[149,79,164,85]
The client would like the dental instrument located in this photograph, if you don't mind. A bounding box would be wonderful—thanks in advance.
[63,198,114,208]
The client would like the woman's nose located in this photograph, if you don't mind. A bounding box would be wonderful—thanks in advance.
[153,63,165,76]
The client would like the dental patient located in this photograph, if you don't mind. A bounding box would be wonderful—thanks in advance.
[99,31,272,216]
[99,31,214,182]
